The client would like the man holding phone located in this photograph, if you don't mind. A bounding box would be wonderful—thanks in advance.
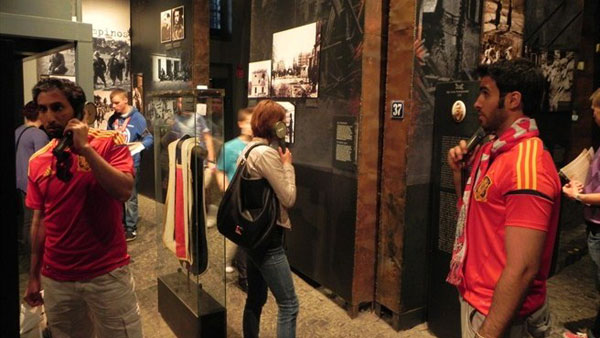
[24,78,142,337]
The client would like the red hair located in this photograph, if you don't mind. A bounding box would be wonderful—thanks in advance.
[251,100,285,139]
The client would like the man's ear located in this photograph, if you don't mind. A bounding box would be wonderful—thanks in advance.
[505,91,522,111]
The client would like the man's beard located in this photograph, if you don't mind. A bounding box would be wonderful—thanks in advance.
[45,125,64,139]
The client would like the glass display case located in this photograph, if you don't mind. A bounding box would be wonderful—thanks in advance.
[150,88,226,337]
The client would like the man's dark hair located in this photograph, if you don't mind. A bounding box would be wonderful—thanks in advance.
[23,101,39,121]
[32,78,86,118]
[476,58,546,116]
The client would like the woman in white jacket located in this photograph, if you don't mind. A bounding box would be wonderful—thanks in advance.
[240,100,298,338]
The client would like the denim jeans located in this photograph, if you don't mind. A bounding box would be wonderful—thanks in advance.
[587,223,600,337]
[124,166,140,232]
[243,227,299,338]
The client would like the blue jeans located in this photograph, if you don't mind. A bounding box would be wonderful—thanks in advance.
[124,166,140,232]
[243,228,298,338]
[587,224,600,337]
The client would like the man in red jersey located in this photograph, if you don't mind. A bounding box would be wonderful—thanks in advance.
[447,59,560,338]
[23,78,142,337]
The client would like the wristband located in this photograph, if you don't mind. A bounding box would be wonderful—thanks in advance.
[575,193,583,202]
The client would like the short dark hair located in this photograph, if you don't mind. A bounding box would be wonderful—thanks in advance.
[251,100,285,139]
[476,58,545,116]
[23,101,39,121]
[32,78,86,117]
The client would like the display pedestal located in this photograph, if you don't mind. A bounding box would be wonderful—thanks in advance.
[158,273,226,338]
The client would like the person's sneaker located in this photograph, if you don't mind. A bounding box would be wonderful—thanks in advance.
[225,266,235,273]
[126,230,137,242]
[563,330,588,338]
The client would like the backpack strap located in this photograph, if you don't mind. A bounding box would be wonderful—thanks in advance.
[15,126,35,151]
[243,143,269,160]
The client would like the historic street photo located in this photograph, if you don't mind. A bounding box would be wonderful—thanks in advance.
[271,22,321,98]
[480,0,525,64]
[248,60,271,98]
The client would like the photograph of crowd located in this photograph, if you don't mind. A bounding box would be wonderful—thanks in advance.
[93,36,131,90]
[480,0,525,64]
[248,60,271,98]
[92,90,115,130]
[527,49,575,112]
[171,6,184,41]
[37,48,76,77]
[161,9,171,43]
[271,22,321,98]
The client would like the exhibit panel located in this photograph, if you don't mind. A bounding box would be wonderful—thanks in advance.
[154,89,227,338]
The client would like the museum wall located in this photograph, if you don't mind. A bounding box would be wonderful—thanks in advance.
[210,0,251,141]
[130,0,208,199]
[248,0,364,303]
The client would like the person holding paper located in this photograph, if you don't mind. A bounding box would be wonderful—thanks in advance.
[108,88,154,241]
[562,88,600,338]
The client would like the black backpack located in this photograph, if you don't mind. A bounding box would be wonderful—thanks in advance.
[217,144,279,249]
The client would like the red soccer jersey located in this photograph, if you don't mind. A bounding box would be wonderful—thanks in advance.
[459,137,561,317]
[26,129,134,281]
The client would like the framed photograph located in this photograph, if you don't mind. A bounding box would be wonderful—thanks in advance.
[160,10,172,43]
[480,0,525,64]
[271,22,321,98]
[248,60,271,98]
[171,6,185,41]
[526,48,575,112]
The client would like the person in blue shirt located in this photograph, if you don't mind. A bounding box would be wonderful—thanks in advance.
[216,107,253,291]
[108,89,154,241]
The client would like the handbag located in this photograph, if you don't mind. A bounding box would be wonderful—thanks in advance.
[217,143,279,249]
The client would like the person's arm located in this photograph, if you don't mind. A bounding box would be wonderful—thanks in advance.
[215,169,229,192]
[24,209,45,307]
[563,180,600,205]
[254,147,296,208]
[136,114,154,149]
[203,132,216,164]
[66,118,133,201]
[477,226,547,338]
[447,140,468,197]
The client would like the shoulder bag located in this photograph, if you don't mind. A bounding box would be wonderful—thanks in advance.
[217,143,279,249]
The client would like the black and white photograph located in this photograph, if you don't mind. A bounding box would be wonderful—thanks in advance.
[92,90,114,130]
[93,36,131,90]
[527,49,575,112]
[152,54,190,83]
[271,22,320,98]
[160,9,172,43]
[480,0,525,64]
[171,6,184,41]
[275,101,295,144]
[248,60,271,98]
[37,48,76,77]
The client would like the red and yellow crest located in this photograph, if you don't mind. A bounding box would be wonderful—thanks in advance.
[474,175,492,202]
